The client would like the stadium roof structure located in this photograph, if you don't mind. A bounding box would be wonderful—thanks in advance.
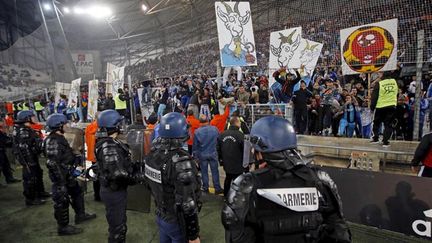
[60,0,219,65]
[59,0,274,66]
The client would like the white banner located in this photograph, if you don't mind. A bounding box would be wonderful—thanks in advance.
[106,62,116,96]
[106,63,124,97]
[55,82,71,106]
[292,39,323,75]
[269,27,302,69]
[340,18,398,75]
[71,52,94,75]
[215,2,257,67]
[68,78,81,107]
[88,79,99,120]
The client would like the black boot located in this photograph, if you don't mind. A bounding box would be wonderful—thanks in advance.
[6,178,21,184]
[75,213,96,224]
[25,198,46,206]
[58,225,83,236]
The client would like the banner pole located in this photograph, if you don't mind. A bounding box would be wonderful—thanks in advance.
[367,72,371,109]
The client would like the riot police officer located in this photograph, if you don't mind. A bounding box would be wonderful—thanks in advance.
[12,110,50,205]
[44,113,96,235]
[95,109,135,243]
[222,116,351,243]
[146,112,201,243]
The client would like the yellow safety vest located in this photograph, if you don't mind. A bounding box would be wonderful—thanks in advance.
[114,94,127,110]
[17,103,23,111]
[22,103,29,111]
[376,79,398,109]
[34,101,44,111]
[227,117,245,133]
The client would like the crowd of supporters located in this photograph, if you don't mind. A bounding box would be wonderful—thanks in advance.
[2,64,431,142]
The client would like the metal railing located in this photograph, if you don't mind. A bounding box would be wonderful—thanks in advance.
[229,103,293,127]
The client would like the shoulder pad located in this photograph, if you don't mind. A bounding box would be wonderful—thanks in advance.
[222,173,254,232]
[173,154,195,184]
[229,173,254,202]
[98,140,121,162]
[315,169,338,192]
[314,168,344,215]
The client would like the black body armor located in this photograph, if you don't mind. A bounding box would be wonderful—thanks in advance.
[12,124,41,167]
[222,164,351,243]
[145,139,201,241]
[95,137,134,191]
[43,133,79,185]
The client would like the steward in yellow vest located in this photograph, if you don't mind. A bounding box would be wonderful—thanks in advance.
[34,101,44,111]
[22,102,30,111]
[370,77,398,147]
[114,94,127,110]
[371,78,398,110]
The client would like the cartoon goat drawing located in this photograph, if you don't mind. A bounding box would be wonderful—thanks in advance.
[217,2,255,66]
[300,40,320,73]
[270,29,301,68]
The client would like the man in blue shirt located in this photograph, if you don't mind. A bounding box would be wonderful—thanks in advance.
[193,115,223,194]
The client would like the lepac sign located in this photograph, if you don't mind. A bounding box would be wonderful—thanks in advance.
[72,52,94,75]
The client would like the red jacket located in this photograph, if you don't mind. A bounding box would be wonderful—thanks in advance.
[210,106,230,133]
[186,115,200,146]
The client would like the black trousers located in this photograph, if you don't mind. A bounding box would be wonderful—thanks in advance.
[294,108,308,134]
[0,150,15,182]
[93,180,101,200]
[52,181,85,227]
[224,173,242,197]
[36,111,45,122]
[100,187,128,243]
[22,163,45,201]
[372,106,395,144]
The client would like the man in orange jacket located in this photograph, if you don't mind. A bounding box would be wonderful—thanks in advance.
[186,109,200,155]
[30,122,44,139]
[210,105,231,133]
[5,113,14,133]
[85,116,100,201]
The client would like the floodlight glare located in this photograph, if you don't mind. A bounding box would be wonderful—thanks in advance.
[73,7,85,14]
[141,4,148,12]
[63,7,70,14]
[43,3,51,11]
[88,5,112,18]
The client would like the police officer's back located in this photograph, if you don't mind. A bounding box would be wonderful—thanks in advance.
[44,113,96,235]
[95,109,135,243]
[222,116,351,243]
[146,112,201,243]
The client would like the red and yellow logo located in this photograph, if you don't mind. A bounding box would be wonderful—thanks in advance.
[342,26,394,73]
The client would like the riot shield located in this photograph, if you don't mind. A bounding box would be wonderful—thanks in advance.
[125,129,151,213]
[63,127,87,188]
[63,126,84,155]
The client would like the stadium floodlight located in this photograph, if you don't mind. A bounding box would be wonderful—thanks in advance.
[88,5,113,18]
[43,3,51,11]
[141,3,148,12]
[73,6,85,14]
[63,7,70,14]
